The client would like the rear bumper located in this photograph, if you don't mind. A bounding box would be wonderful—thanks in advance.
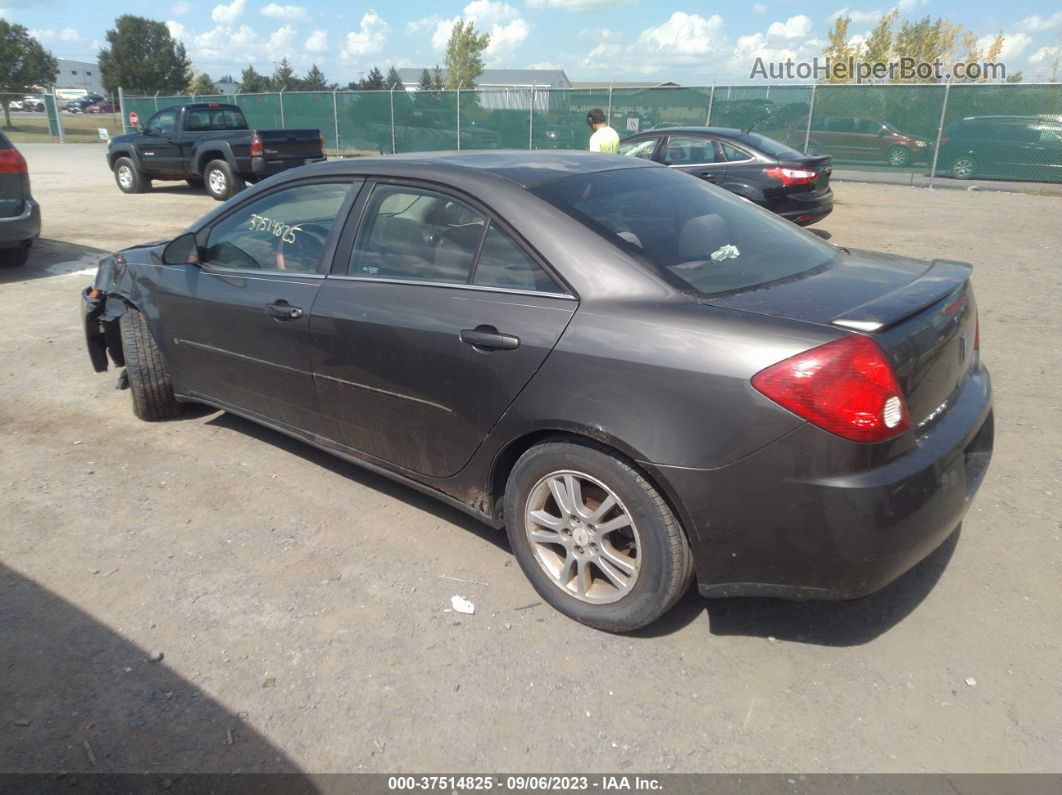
[0,197,41,247]
[770,189,833,226]
[250,155,326,178]
[646,364,993,600]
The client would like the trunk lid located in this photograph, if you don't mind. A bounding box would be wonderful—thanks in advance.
[708,249,978,434]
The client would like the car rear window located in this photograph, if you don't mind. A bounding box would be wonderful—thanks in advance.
[186,108,248,131]
[530,166,837,296]
[735,132,804,160]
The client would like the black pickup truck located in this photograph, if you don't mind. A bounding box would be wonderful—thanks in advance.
[107,103,325,200]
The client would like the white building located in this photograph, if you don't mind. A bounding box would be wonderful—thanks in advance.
[55,59,105,94]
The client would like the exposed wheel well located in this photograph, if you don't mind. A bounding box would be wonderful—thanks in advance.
[488,430,694,548]
[196,152,227,176]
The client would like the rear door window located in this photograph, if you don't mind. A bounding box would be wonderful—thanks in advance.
[472,224,559,293]
[662,136,716,165]
[618,138,660,160]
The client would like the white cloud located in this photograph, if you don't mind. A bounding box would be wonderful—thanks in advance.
[165,20,188,43]
[752,3,767,15]
[340,10,390,60]
[30,28,55,41]
[305,29,328,53]
[428,1,529,63]
[211,0,246,25]
[767,15,812,40]
[172,1,191,16]
[976,32,1031,61]
[828,8,882,25]
[266,24,297,60]
[262,3,307,21]
[526,0,634,8]
[406,16,440,34]
[59,27,80,41]
[1016,12,1062,33]
[635,12,725,58]
[895,0,925,12]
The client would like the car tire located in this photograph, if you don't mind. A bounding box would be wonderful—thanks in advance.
[203,159,245,201]
[504,440,694,633]
[0,243,30,268]
[886,146,912,167]
[113,157,149,194]
[951,157,975,180]
[119,306,183,421]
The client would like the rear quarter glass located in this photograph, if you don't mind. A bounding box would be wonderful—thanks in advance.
[530,166,837,296]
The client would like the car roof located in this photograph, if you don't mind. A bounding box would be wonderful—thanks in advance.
[624,126,748,139]
[293,150,660,189]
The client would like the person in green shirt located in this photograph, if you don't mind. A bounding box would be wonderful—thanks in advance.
[586,108,620,153]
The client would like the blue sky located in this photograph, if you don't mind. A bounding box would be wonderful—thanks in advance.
[3,1,1061,84]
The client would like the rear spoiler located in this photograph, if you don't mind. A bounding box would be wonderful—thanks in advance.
[831,259,972,332]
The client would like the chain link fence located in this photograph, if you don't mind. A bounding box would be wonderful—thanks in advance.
[9,83,1061,184]
[1,91,127,144]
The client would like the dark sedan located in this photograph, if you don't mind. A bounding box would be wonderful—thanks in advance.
[619,126,833,225]
[0,132,41,267]
[82,152,992,632]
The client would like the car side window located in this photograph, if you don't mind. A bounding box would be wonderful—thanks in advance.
[828,118,855,133]
[472,223,559,293]
[202,182,353,273]
[619,138,659,160]
[855,119,880,134]
[662,136,714,165]
[145,110,177,135]
[348,184,487,284]
[720,142,751,162]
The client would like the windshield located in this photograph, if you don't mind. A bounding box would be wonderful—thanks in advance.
[735,132,804,160]
[531,166,838,296]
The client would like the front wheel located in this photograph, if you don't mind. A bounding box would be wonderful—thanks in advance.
[886,146,912,167]
[113,157,149,194]
[203,159,245,201]
[119,306,183,421]
[504,441,694,632]
[951,157,975,179]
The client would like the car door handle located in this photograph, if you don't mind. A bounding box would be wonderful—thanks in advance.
[460,327,520,351]
[267,301,303,320]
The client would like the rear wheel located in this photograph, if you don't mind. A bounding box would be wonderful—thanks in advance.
[0,243,30,268]
[119,306,183,421]
[951,157,975,179]
[203,159,245,201]
[886,146,912,167]
[504,441,694,632]
[113,157,149,194]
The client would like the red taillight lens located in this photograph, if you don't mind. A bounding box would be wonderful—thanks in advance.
[249,134,264,157]
[0,149,28,174]
[974,310,980,351]
[752,335,910,443]
[765,166,817,186]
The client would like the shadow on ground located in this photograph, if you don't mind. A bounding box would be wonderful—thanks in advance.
[0,239,108,284]
[0,562,317,786]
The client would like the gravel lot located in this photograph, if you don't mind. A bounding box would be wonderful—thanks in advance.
[2,143,1060,774]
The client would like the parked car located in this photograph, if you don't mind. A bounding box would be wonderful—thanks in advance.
[81,151,993,632]
[0,132,41,267]
[85,100,116,114]
[107,102,326,200]
[8,94,46,112]
[66,94,105,113]
[937,115,1062,182]
[787,116,932,166]
[619,126,833,225]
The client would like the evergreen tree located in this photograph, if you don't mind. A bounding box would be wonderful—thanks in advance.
[418,68,433,91]
[303,64,328,90]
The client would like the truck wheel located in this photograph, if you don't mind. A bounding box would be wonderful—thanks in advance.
[203,159,245,201]
[119,306,183,421]
[185,177,204,189]
[113,157,149,194]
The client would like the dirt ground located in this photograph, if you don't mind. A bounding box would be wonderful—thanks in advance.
[1,144,1060,775]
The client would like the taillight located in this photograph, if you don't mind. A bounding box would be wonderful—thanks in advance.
[974,309,980,351]
[751,335,910,443]
[249,134,264,157]
[319,133,325,153]
[765,166,817,186]
[0,148,28,174]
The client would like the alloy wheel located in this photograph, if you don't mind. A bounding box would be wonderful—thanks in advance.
[524,470,641,604]
[117,165,133,189]
[208,169,227,196]
[952,158,974,179]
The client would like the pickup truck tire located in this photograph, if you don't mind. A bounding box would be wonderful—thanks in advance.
[203,159,245,202]
[113,157,150,194]
[119,306,183,421]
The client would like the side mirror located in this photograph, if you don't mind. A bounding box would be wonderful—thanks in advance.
[162,232,201,265]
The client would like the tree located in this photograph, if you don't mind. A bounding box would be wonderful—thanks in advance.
[822,16,858,83]
[238,65,270,93]
[361,66,385,90]
[303,64,328,90]
[189,72,217,95]
[272,57,298,90]
[1005,72,1024,83]
[862,10,899,69]
[98,15,191,95]
[0,20,59,129]
[385,65,403,90]
[432,65,445,91]
[217,73,234,84]
[418,68,433,91]
[443,20,490,89]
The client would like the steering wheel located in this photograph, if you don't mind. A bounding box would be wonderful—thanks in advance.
[275,223,331,271]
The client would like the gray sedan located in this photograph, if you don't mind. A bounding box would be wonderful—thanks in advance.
[82,151,993,632]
